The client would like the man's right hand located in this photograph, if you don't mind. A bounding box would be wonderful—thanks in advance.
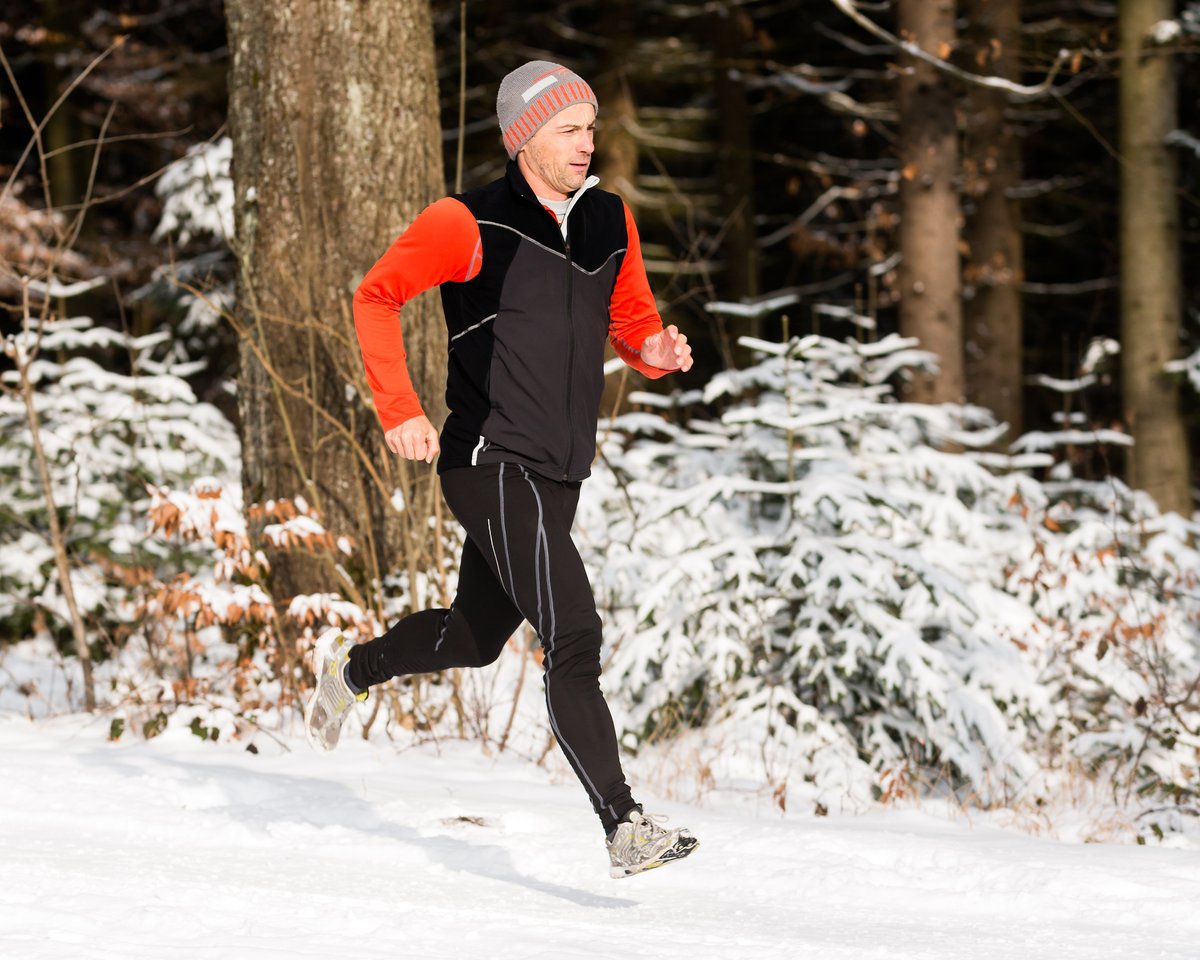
[386,415,440,464]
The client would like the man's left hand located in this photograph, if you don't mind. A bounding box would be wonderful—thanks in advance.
[640,325,693,373]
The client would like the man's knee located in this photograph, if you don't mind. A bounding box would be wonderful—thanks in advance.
[541,620,604,677]
[453,607,515,667]
[474,636,507,667]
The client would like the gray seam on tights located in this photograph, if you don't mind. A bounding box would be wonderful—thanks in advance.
[498,463,516,597]
[519,464,606,809]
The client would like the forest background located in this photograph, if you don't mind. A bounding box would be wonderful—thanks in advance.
[2,0,1199,843]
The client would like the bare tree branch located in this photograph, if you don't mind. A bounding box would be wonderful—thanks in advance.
[0,37,125,211]
[828,0,1071,98]
[42,126,196,161]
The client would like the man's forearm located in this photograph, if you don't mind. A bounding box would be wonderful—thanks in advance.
[351,198,482,430]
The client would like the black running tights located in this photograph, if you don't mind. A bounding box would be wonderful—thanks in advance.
[346,462,637,834]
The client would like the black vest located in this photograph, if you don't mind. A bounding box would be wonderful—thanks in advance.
[438,162,628,482]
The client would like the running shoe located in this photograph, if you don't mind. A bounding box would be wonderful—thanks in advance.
[606,807,699,878]
[303,630,366,751]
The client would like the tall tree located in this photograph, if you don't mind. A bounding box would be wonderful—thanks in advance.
[225,0,446,604]
[593,0,639,210]
[710,1,762,369]
[593,0,642,417]
[1119,0,1191,514]
[896,0,965,406]
[711,1,760,307]
[40,0,87,219]
[962,0,1024,440]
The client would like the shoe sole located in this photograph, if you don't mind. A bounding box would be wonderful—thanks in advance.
[303,634,342,752]
[610,835,700,879]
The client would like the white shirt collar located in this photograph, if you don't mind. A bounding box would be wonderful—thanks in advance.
[538,175,600,240]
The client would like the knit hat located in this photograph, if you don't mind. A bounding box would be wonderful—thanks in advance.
[496,61,598,159]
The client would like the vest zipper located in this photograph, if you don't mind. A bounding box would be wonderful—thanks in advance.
[563,234,575,481]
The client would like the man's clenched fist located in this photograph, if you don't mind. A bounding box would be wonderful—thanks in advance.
[386,415,440,463]
[640,325,693,373]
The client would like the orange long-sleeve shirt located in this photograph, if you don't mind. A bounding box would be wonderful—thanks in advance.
[353,195,669,433]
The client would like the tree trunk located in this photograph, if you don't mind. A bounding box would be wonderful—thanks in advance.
[962,0,1024,441]
[1119,0,1191,515]
[226,0,446,606]
[594,0,641,418]
[594,0,639,212]
[711,0,761,367]
[896,0,965,406]
[15,306,95,711]
[41,0,87,220]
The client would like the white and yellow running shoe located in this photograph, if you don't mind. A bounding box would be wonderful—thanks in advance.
[303,630,367,752]
[606,807,699,878]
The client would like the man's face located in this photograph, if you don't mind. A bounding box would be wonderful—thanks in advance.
[517,101,596,201]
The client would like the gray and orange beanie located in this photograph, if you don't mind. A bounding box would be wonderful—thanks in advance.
[496,60,598,159]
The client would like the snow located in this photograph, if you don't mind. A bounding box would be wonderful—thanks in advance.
[6,166,1200,955]
[1165,343,1200,391]
[24,275,108,299]
[704,293,802,319]
[1030,373,1097,393]
[1011,428,1133,451]
[1,715,1198,960]
[1081,337,1119,373]
[1151,19,1183,44]
[153,137,235,246]
[812,302,876,330]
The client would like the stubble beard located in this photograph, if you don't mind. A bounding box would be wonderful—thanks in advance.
[525,141,588,198]
[564,163,587,191]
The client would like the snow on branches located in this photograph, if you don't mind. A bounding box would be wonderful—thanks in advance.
[153,137,235,246]
[0,314,238,630]
[581,333,1200,835]
[134,479,381,719]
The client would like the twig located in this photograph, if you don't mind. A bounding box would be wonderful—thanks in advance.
[167,277,395,504]
[41,126,196,160]
[63,101,117,253]
[10,280,96,710]
[827,0,1071,99]
[455,1,467,194]
[244,713,294,753]
[0,38,125,211]
[497,626,532,753]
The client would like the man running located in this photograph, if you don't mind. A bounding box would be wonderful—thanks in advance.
[304,60,697,879]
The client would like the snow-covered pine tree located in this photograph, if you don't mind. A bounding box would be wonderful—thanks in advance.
[133,137,237,387]
[581,326,1200,833]
[581,331,1055,810]
[1008,337,1200,834]
[0,297,238,665]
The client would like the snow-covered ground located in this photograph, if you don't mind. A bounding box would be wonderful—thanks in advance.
[2,716,1198,960]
